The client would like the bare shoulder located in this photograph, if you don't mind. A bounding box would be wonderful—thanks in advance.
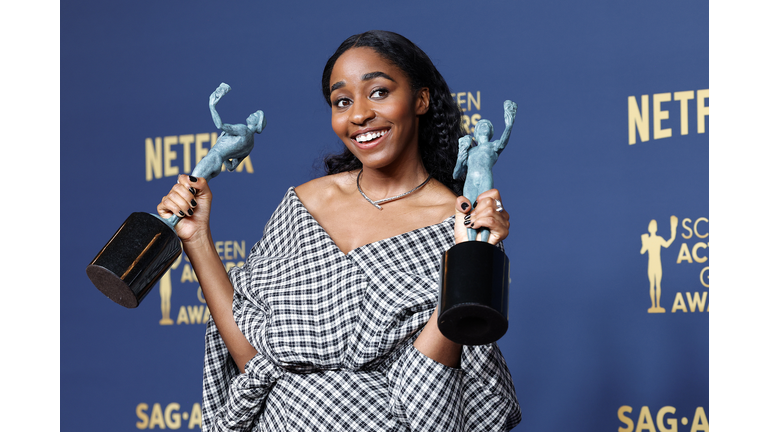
[294,171,357,214]
[417,180,458,222]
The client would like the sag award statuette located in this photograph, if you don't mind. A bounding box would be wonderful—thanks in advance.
[438,100,517,345]
[86,83,266,308]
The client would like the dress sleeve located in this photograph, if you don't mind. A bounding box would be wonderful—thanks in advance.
[385,340,521,431]
[460,343,522,430]
[201,300,284,432]
[201,316,240,431]
[201,188,298,431]
[206,352,283,431]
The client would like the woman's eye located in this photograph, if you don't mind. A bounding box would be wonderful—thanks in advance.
[371,88,388,99]
[335,98,351,108]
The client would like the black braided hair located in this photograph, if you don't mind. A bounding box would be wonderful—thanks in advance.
[321,30,465,196]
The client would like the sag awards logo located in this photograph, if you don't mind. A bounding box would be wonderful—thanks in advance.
[452,91,483,135]
[618,405,708,432]
[157,240,248,325]
[136,402,203,430]
[640,216,709,314]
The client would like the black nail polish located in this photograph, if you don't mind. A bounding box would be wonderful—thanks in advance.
[473,201,477,208]
[189,187,197,196]
[178,211,185,217]
[461,202,469,211]
[189,176,198,182]
[191,199,197,207]
[470,222,475,228]
[187,208,194,216]
[464,220,471,226]
[464,214,471,220]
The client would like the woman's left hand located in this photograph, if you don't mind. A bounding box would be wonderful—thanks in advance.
[454,189,510,245]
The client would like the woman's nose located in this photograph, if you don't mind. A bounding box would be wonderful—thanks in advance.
[350,99,375,125]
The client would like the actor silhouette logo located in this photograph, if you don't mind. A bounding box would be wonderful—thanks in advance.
[158,254,183,325]
[641,216,677,313]
[639,216,708,314]
[158,240,247,325]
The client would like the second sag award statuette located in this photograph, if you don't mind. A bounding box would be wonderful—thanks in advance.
[438,100,517,345]
[85,83,266,308]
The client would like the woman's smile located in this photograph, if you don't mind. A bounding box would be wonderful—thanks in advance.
[352,128,390,149]
[329,47,429,169]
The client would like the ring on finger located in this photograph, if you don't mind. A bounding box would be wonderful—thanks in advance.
[494,199,503,212]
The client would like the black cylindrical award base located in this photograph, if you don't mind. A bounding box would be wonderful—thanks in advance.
[438,241,510,345]
[86,212,182,308]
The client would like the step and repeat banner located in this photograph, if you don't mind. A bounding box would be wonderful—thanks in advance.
[61,1,708,430]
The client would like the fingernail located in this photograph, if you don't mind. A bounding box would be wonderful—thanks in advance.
[473,201,477,208]
[464,214,471,220]
[189,187,197,196]
[189,176,198,182]
[464,220,471,226]
[461,202,469,211]
[191,199,197,207]
[470,222,475,227]
[178,211,185,217]
[187,208,194,216]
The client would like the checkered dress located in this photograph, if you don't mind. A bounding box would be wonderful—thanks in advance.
[202,188,521,431]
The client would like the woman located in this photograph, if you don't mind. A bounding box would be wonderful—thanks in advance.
[158,30,521,431]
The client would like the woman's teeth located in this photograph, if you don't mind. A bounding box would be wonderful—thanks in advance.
[355,130,387,143]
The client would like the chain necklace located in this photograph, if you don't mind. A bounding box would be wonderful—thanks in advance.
[357,169,432,210]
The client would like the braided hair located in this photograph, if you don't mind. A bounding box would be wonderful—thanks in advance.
[321,30,465,195]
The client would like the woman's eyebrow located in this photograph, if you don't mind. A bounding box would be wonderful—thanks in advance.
[330,72,395,94]
[362,71,395,82]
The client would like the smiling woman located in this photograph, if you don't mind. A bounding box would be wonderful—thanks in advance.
[321,31,465,197]
[328,47,428,176]
[157,30,519,432]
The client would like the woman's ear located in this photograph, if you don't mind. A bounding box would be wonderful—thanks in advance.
[415,88,430,115]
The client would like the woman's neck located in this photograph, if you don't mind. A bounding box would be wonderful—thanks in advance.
[357,158,430,201]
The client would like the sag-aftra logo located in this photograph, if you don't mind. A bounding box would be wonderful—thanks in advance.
[640,216,708,314]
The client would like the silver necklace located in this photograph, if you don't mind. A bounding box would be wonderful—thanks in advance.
[357,169,432,210]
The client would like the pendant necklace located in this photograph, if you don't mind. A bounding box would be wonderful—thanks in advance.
[357,169,432,210]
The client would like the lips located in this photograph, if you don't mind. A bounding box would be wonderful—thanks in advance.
[352,128,390,148]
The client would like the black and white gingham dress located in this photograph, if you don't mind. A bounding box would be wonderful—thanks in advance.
[202,188,521,431]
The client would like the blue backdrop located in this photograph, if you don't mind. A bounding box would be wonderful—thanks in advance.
[60,1,708,430]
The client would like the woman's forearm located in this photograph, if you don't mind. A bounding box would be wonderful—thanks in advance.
[413,306,463,368]
[183,231,257,373]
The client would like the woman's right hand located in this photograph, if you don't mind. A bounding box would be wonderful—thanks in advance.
[157,175,212,244]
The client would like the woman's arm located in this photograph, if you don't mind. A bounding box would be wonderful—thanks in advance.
[413,306,463,368]
[158,175,257,373]
[183,231,257,373]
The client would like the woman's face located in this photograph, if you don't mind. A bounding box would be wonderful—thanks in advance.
[328,47,429,171]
